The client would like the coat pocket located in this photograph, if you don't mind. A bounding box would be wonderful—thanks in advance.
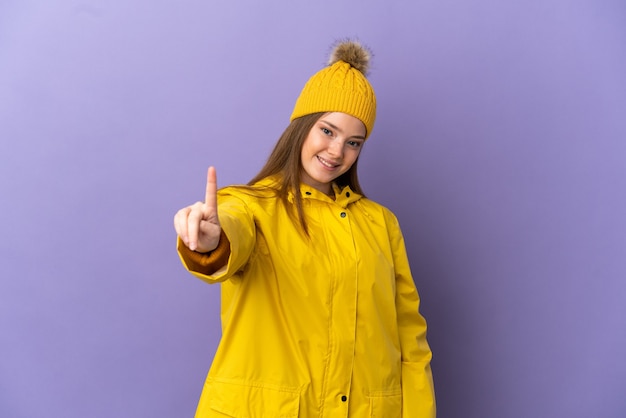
[206,378,300,418]
[368,389,402,418]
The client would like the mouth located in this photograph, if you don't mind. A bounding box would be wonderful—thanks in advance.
[316,155,340,169]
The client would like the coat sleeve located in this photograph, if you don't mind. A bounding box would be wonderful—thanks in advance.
[177,191,257,284]
[177,229,231,275]
[386,210,436,418]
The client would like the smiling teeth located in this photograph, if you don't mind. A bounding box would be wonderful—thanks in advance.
[317,156,338,168]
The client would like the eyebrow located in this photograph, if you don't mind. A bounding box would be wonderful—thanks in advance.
[319,120,366,141]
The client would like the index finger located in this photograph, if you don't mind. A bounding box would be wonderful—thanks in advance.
[205,166,218,210]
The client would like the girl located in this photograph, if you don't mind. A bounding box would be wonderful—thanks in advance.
[174,40,435,418]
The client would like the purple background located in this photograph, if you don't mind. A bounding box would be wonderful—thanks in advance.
[1,1,625,417]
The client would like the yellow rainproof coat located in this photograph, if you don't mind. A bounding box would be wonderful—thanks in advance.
[178,177,435,417]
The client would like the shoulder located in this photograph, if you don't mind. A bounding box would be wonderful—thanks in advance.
[357,197,398,219]
[355,197,402,230]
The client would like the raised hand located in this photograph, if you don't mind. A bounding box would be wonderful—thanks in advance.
[173,167,222,252]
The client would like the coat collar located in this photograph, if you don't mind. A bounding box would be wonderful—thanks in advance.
[299,183,362,208]
[255,175,362,208]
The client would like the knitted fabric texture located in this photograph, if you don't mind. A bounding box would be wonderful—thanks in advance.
[290,60,377,138]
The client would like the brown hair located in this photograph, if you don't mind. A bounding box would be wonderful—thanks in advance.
[247,112,365,234]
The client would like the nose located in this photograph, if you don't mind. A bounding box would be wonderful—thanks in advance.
[327,140,343,159]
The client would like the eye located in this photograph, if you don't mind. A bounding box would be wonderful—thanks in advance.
[321,127,332,136]
[347,140,362,148]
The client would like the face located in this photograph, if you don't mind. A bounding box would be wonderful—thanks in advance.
[300,112,366,195]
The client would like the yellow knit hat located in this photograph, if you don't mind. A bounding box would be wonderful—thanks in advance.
[290,40,377,138]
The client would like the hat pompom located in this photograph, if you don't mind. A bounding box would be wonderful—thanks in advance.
[328,40,372,75]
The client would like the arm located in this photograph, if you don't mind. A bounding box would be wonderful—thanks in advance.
[174,167,256,283]
[387,211,436,418]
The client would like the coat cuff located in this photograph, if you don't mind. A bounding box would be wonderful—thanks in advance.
[401,361,436,418]
[177,229,231,276]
